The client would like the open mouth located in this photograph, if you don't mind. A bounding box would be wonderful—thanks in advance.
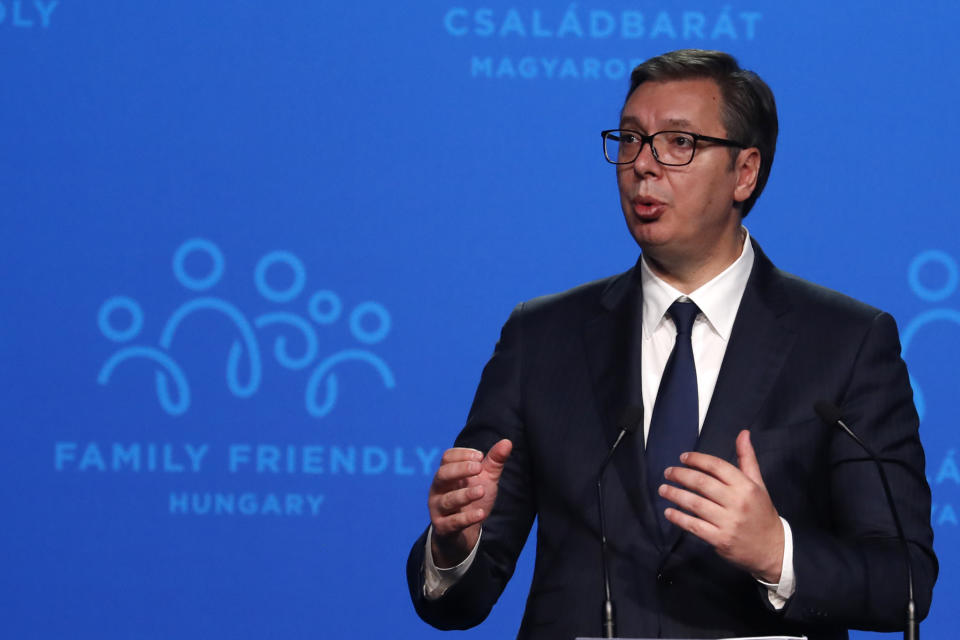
[631,195,666,219]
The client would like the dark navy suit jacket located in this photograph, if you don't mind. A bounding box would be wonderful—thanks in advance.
[407,241,937,639]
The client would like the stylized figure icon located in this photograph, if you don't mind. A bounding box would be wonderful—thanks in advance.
[97,296,191,415]
[253,250,319,370]
[161,238,263,400]
[97,238,394,419]
[305,296,396,417]
[902,249,960,423]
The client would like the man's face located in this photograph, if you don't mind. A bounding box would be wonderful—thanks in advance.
[616,78,757,268]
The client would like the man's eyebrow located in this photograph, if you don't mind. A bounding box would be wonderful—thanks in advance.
[617,116,695,130]
[618,115,645,130]
[664,118,693,128]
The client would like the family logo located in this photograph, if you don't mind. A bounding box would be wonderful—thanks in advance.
[96,238,395,419]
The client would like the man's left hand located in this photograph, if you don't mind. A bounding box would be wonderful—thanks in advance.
[659,429,784,583]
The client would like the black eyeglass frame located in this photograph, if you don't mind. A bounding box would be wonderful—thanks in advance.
[600,129,748,167]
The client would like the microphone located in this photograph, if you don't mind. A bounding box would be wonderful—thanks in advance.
[813,401,918,640]
[597,405,644,639]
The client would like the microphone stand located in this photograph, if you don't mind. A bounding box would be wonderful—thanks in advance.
[814,401,918,640]
[596,406,643,638]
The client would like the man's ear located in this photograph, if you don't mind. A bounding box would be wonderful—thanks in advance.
[733,147,761,204]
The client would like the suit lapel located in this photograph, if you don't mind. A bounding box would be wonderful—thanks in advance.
[582,260,663,545]
[696,243,797,461]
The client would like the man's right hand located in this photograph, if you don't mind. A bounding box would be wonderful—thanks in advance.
[428,439,513,569]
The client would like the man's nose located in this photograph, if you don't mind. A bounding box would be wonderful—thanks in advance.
[632,140,660,175]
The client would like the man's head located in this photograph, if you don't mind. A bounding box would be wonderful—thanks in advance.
[610,49,778,287]
[624,49,778,218]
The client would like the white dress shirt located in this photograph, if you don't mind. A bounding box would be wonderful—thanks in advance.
[425,228,795,608]
[639,230,754,441]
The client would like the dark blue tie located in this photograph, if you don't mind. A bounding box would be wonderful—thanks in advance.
[645,300,700,540]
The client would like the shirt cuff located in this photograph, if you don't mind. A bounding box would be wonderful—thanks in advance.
[755,516,796,610]
[423,525,482,600]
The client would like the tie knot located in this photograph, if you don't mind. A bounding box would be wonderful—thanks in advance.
[668,300,700,336]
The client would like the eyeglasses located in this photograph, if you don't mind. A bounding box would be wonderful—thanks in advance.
[600,129,746,166]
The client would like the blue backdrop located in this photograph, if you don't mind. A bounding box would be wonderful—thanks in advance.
[1,2,957,638]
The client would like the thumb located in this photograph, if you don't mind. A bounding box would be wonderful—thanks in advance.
[736,430,766,488]
[482,439,513,480]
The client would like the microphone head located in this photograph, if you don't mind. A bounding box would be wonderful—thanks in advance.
[814,400,844,425]
[618,405,644,434]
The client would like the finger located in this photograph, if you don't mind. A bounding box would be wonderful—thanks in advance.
[432,460,482,488]
[735,430,766,488]
[432,508,486,537]
[663,506,721,546]
[440,448,484,465]
[658,483,725,526]
[678,451,740,485]
[482,439,513,480]
[664,466,729,506]
[432,485,485,516]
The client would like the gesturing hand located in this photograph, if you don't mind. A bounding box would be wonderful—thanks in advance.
[658,430,784,582]
[428,439,513,568]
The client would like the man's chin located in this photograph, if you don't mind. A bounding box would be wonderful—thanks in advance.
[627,218,671,249]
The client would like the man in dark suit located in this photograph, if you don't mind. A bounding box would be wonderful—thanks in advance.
[406,49,937,639]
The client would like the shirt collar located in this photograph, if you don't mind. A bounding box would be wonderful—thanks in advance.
[640,228,755,341]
